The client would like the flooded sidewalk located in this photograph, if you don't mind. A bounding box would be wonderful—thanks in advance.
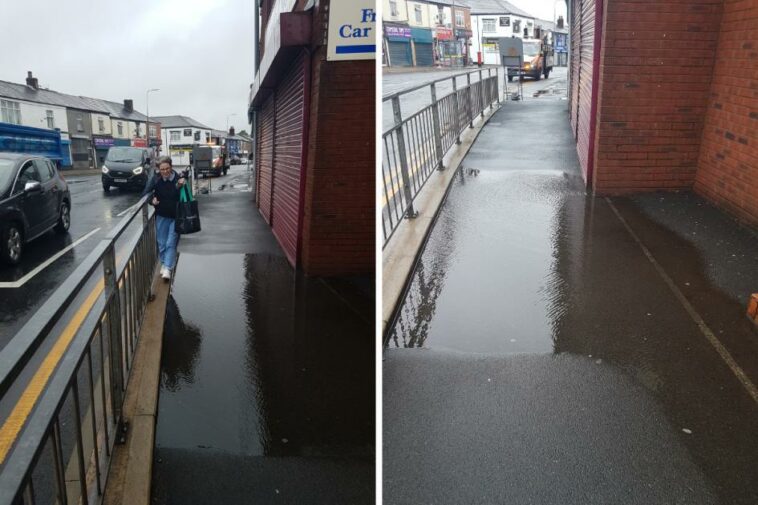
[384,100,758,504]
[152,193,374,504]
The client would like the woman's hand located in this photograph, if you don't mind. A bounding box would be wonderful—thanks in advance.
[152,196,159,206]
[177,178,186,188]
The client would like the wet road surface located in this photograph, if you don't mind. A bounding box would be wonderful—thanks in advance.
[384,99,758,504]
[0,166,250,348]
[152,192,374,504]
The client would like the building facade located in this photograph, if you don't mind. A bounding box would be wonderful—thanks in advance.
[568,0,758,228]
[154,115,213,169]
[249,0,375,276]
[467,0,537,65]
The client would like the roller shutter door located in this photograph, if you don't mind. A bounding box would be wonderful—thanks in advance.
[389,41,412,66]
[569,0,596,184]
[271,53,306,266]
[415,42,434,66]
[257,94,275,224]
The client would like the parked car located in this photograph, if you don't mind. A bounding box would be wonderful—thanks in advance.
[0,152,71,265]
[230,154,241,165]
[101,146,155,192]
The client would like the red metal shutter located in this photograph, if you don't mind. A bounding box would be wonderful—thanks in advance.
[576,0,596,183]
[569,0,582,137]
[257,94,275,224]
[271,53,306,266]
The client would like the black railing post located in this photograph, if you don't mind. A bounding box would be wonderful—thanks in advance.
[102,244,125,440]
[430,83,444,170]
[392,97,418,219]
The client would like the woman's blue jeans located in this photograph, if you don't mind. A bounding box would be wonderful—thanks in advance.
[156,215,179,269]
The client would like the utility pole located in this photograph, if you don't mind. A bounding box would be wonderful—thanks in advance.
[146,88,159,156]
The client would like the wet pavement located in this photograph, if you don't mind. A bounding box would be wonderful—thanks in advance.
[384,99,758,504]
[152,192,374,504]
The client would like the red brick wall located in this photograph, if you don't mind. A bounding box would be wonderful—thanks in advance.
[592,0,723,193]
[694,0,758,226]
[299,3,376,276]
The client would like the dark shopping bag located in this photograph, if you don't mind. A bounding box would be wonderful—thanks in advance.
[175,185,201,234]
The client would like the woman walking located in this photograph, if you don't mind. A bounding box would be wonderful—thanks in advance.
[143,156,186,280]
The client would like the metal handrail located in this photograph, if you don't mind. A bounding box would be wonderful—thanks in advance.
[382,70,500,247]
[0,194,158,504]
[382,67,498,102]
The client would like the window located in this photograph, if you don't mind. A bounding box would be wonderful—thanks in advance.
[455,11,464,27]
[482,18,496,33]
[149,125,157,137]
[117,122,123,135]
[14,162,40,195]
[76,116,84,132]
[134,124,141,137]
[33,159,53,182]
[170,131,180,142]
[414,5,422,23]
[184,128,192,137]
[390,0,398,16]
[513,19,521,33]
[194,131,201,141]
[0,100,21,125]
[205,132,210,143]
[500,16,510,27]
[46,110,54,129]
[98,118,105,133]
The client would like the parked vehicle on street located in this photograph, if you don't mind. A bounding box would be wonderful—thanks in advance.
[0,152,71,265]
[230,154,241,165]
[507,38,554,81]
[101,146,155,192]
[0,121,72,168]
[192,145,226,177]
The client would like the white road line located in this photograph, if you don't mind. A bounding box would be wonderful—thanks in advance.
[116,203,139,217]
[607,198,758,405]
[0,228,101,289]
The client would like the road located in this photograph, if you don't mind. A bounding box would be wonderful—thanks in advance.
[0,164,253,348]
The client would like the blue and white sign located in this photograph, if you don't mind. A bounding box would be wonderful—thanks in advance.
[327,0,376,61]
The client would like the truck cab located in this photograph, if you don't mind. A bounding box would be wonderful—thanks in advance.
[507,38,554,81]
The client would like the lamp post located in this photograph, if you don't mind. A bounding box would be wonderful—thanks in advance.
[146,88,159,155]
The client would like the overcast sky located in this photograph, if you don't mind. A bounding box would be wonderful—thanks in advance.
[0,0,253,133]
[507,0,568,22]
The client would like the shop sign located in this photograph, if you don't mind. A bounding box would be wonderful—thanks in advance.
[327,0,376,61]
[435,27,453,40]
[93,137,114,148]
[385,26,411,38]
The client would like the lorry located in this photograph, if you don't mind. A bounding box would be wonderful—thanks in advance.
[0,121,72,168]
[191,145,226,177]
[507,37,554,82]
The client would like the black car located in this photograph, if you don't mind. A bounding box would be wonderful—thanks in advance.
[101,146,155,192]
[0,153,71,265]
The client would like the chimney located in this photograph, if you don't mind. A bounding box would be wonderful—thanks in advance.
[229,126,235,136]
[124,99,133,112]
[26,71,39,90]
[557,16,564,29]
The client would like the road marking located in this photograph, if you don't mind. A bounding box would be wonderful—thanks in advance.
[117,203,140,217]
[607,197,758,405]
[0,228,101,289]
[0,278,104,463]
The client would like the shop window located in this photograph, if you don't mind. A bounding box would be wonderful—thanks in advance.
[482,18,496,32]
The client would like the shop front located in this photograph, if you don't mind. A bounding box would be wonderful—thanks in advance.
[93,136,114,166]
[385,25,412,67]
[411,27,434,67]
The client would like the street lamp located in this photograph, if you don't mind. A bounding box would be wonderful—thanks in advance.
[146,88,159,155]
[226,113,237,133]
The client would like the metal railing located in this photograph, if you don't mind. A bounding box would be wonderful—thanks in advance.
[0,195,158,504]
[382,68,500,247]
